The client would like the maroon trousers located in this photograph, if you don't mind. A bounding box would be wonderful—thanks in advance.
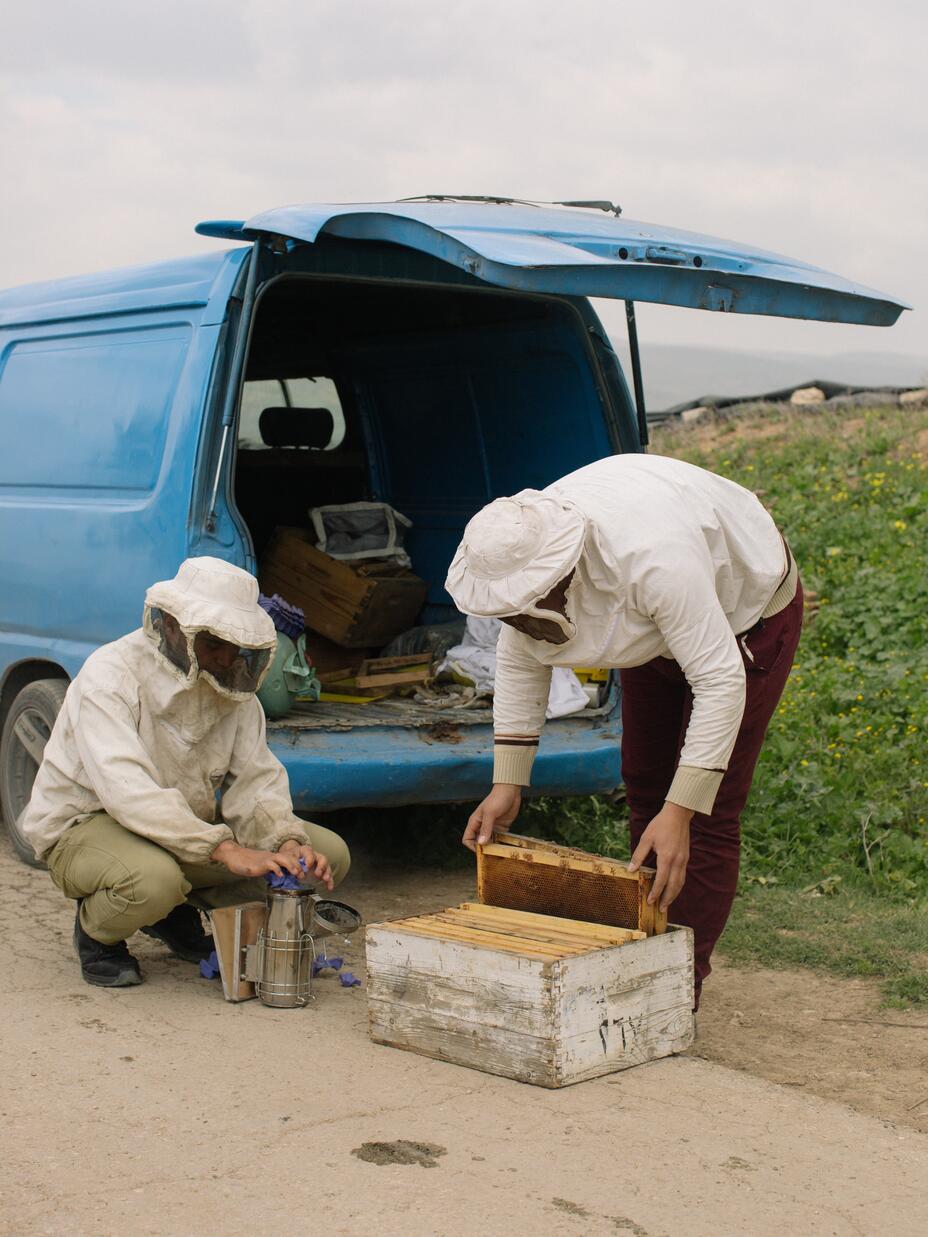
[619,581,803,1006]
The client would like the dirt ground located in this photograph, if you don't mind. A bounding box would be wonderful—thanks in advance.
[350,849,928,1137]
[695,958,928,1135]
[2,836,927,1236]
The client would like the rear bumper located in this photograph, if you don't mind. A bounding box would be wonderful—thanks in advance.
[270,714,622,810]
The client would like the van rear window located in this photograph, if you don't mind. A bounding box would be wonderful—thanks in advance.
[0,325,191,492]
[238,376,346,451]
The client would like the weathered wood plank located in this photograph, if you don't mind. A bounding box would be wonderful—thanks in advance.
[366,967,552,1036]
[456,903,645,945]
[262,529,373,603]
[497,832,655,880]
[553,928,694,1084]
[479,841,633,876]
[366,928,550,1036]
[369,1001,558,1086]
[436,910,619,954]
[637,881,662,937]
[392,916,575,960]
[355,654,433,689]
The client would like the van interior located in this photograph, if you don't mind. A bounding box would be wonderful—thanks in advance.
[233,274,618,729]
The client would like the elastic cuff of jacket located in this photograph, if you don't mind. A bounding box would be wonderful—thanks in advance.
[665,766,725,816]
[270,829,310,852]
[206,827,236,862]
[761,542,799,619]
[493,743,537,787]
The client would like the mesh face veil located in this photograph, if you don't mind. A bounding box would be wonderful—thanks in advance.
[149,607,192,677]
[147,608,273,699]
[143,557,278,699]
[197,637,271,698]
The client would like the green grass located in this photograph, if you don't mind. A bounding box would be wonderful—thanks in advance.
[722,881,928,1006]
[518,403,928,1003]
[661,402,928,890]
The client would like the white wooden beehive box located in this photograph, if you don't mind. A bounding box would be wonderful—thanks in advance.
[366,900,694,1088]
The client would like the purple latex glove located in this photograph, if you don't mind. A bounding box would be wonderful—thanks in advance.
[339,971,362,988]
[312,955,344,976]
[265,857,309,891]
[199,949,220,980]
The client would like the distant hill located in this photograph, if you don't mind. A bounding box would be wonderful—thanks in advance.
[609,343,928,412]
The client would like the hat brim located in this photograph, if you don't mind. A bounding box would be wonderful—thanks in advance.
[445,506,586,617]
[144,583,277,650]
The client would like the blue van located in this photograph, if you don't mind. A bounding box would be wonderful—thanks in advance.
[0,198,907,863]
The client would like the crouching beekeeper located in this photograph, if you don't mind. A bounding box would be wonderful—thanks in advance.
[446,454,803,1008]
[21,557,350,989]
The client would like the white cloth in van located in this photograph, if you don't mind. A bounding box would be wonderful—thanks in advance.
[439,617,588,720]
[21,558,312,864]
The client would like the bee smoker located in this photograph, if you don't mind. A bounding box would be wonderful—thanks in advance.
[244,885,313,1008]
[236,888,361,1009]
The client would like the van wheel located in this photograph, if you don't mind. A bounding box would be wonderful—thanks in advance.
[0,678,68,867]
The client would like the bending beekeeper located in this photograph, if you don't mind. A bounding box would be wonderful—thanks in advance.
[22,557,349,989]
[446,454,802,1007]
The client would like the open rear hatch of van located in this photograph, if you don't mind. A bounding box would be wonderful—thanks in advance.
[198,199,907,326]
[199,200,906,807]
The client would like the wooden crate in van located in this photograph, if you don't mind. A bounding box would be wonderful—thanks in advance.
[260,526,428,649]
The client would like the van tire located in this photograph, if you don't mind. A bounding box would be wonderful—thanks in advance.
[0,678,68,867]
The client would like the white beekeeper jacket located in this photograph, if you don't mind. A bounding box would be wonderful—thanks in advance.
[22,557,312,864]
[446,454,798,816]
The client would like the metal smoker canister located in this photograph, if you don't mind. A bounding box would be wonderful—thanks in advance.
[253,886,315,1008]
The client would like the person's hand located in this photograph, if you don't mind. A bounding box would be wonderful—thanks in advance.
[463,784,522,852]
[627,802,693,912]
[279,839,334,891]
[211,840,304,880]
[211,840,296,878]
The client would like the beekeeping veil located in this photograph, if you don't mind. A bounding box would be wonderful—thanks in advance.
[143,557,277,700]
[445,490,588,641]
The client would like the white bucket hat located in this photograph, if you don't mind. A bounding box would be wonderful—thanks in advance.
[445,490,587,619]
[143,557,277,699]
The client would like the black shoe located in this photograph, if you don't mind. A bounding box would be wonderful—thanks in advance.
[73,907,143,988]
[141,903,213,963]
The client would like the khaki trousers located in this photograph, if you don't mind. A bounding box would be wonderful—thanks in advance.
[46,812,351,945]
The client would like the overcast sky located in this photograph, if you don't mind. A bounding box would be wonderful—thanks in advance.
[2,0,924,360]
